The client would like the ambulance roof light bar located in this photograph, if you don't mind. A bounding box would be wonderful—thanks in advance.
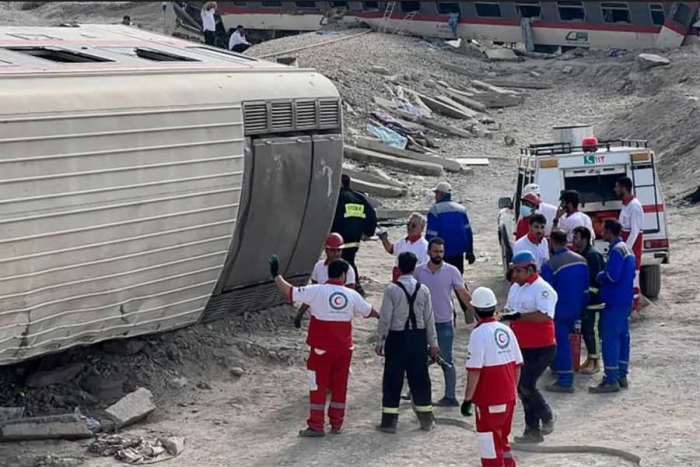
[520,139,648,157]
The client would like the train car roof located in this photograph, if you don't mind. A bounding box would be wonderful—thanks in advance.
[0,24,292,75]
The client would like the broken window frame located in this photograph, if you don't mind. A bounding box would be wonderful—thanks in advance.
[475,2,503,18]
[673,3,693,24]
[557,1,586,22]
[601,2,631,24]
[515,1,542,18]
[437,2,462,15]
[2,46,113,63]
[400,1,421,13]
[649,4,666,26]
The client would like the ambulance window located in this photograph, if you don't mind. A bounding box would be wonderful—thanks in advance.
[516,2,541,18]
[649,4,665,26]
[3,46,113,63]
[557,1,585,21]
[475,3,502,18]
[601,3,630,23]
[564,173,620,204]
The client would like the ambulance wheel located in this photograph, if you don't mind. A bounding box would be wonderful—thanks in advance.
[640,264,661,299]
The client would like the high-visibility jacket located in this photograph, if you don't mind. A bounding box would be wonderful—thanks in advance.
[331,188,377,248]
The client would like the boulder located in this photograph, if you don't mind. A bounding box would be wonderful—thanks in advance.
[105,388,156,429]
[637,53,670,70]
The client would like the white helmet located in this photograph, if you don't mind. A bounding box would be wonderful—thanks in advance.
[470,287,497,309]
[523,183,541,197]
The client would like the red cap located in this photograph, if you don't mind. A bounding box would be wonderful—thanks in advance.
[325,232,345,249]
[521,192,541,207]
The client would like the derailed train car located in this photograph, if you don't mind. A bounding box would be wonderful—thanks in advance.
[0,24,343,365]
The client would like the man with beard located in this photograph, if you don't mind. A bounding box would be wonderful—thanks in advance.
[415,238,474,407]
[553,190,594,246]
[513,213,549,272]
[615,177,644,319]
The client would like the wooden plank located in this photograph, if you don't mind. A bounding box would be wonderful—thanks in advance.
[344,146,443,176]
[455,157,490,166]
[356,137,463,173]
[482,79,552,90]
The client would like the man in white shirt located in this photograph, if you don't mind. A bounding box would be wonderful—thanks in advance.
[513,214,549,271]
[522,184,557,236]
[229,25,251,53]
[201,2,217,46]
[379,212,430,282]
[553,190,594,245]
[615,176,644,315]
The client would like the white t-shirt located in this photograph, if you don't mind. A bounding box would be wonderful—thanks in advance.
[619,197,644,247]
[229,30,249,49]
[558,211,594,244]
[310,260,356,286]
[513,235,549,272]
[538,202,558,236]
[201,9,216,32]
[505,277,557,319]
[292,284,372,322]
[392,236,429,266]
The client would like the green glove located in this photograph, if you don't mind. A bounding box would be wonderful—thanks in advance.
[269,254,280,279]
[461,400,473,417]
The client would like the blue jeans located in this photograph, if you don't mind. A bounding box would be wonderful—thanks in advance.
[436,322,456,400]
[553,318,576,387]
[601,306,631,384]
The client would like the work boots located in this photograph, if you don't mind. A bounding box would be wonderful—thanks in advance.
[588,380,621,394]
[580,358,601,375]
[416,411,435,432]
[377,413,398,434]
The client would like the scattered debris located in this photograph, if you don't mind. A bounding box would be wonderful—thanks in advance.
[105,388,156,429]
[370,65,391,76]
[455,158,490,167]
[356,137,462,173]
[349,178,406,198]
[481,79,552,90]
[80,375,126,400]
[169,377,189,389]
[230,367,245,378]
[344,146,443,177]
[562,66,574,75]
[504,135,517,146]
[0,413,92,442]
[102,339,147,356]
[90,434,185,465]
[0,407,25,423]
[27,363,85,389]
[343,165,407,189]
[422,120,474,139]
[637,53,671,70]
[484,48,521,62]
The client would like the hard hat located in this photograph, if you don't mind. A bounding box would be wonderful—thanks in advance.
[470,287,497,309]
[522,183,541,197]
[521,192,541,207]
[325,232,345,249]
[434,181,452,194]
[510,251,536,268]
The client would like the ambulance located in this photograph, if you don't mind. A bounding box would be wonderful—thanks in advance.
[497,124,670,298]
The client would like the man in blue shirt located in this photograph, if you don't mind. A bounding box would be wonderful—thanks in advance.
[426,181,475,323]
[590,219,636,394]
[541,229,588,393]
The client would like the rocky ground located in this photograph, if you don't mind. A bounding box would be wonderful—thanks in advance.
[1,2,700,467]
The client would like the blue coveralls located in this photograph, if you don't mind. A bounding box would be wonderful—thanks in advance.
[597,238,636,384]
[541,248,589,387]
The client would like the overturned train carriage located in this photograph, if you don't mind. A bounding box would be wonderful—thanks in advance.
[0,25,343,365]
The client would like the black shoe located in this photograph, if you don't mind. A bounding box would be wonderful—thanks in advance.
[588,380,620,394]
[545,383,574,394]
[619,376,629,389]
[299,428,325,438]
[514,429,544,444]
[435,397,460,407]
[377,413,398,434]
[416,411,435,432]
[541,416,556,436]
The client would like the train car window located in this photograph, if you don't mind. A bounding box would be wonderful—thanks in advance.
[601,3,630,23]
[437,3,462,15]
[649,4,665,26]
[331,1,348,7]
[3,46,113,63]
[363,1,379,9]
[516,2,541,18]
[232,1,247,5]
[400,2,421,12]
[557,2,585,21]
[261,1,282,6]
[475,3,502,18]
[673,3,692,24]
[295,1,316,7]
[100,46,199,62]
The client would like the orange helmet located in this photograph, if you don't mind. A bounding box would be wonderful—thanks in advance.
[521,192,541,208]
[325,232,345,250]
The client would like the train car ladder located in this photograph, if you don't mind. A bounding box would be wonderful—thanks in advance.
[379,2,396,34]
[392,12,417,35]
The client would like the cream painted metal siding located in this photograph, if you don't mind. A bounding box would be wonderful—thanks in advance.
[0,103,244,364]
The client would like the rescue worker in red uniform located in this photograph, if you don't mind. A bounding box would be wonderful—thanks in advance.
[270,255,379,437]
[462,287,523,467]
[615,177,644,319]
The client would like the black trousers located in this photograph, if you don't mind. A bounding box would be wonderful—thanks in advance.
[341,247,360,286]
[382,329,432,413]
[444,254,468,314]
[581,307,602,359]
[204,30,216,46]
[231,43,250,53]
[518,345,556,432]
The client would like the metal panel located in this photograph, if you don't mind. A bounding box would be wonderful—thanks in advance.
[286,134,343,276]
[221,136,313,291]
[0,105,244,365]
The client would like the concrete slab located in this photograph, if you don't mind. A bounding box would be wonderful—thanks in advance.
[485,48,521,62]
[342,166,407,189]
[435,96,479,119]
[0,407,24,423]
[637,53,671,70]
[455,158,490,166]
[356,137,463,173]
[105,388,156,429]
[422,120,474,139]
[344,146,443,176]
[349,178,405,198]
[0,414,92,441]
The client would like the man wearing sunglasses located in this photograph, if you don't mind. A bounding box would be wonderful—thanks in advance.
[379,213,430,283]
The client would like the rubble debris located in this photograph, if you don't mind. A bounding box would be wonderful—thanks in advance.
[504,135,517,146]
[356,137,462,173]
[349,178,406,198]
[470,92,523,109]
[455,158,490,167]
[102,339,147,356]
[637,53,671,70]
[562,66,574,75]
[422,120,473,139]
[403,88,473,120]
[0,407,25,423]
[230,367,245,378]
[370,65,391,75]
[434,95,479,119]
[0,414,92,442]
[80,375,126,400]
[440,87,488,113]
[90,434,185,465]
[440,62,473,77]
[481,79,552,90]
[169,377,189,389]
[484,48,521,62]
[343,165,407,189]
[27,363,85,389]
[105,388,156,429]
[344,146,443,177]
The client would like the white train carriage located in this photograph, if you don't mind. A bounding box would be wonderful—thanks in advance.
[0,24,343,365]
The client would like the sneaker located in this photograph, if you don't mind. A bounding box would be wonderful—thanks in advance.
[514,429,544,444]
[545,383,574,394]
[618,376,629,389]
[588,380,620,394]
[580,359,601,375]
[299,428,325,438]
[330,427,343,435]
[541,415,556,436]
[434,397,460,407]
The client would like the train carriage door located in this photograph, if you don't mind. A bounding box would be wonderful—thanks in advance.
[657,1,699,48]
